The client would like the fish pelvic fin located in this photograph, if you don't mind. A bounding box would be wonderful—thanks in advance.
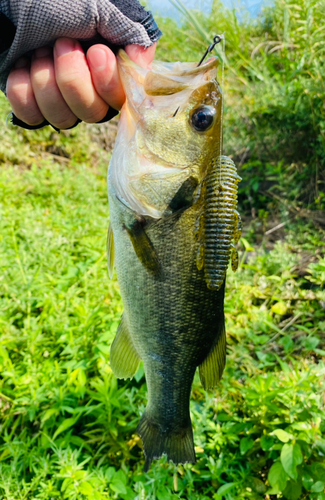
[107,224,115,279]
[199,316,226,390]
[110,315,141,379]
[125,220,163,279]
[137,412,196,471]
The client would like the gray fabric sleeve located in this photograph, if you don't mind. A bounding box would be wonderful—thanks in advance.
[0,0,162,94]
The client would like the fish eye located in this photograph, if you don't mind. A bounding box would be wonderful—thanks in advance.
[190,105,216,132]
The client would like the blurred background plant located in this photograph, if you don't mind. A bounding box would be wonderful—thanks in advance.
[157,0,325,221]
[0,0,324,499]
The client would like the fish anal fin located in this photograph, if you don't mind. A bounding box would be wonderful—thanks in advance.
[125,221,162,278]
[199,319,226,390]
[137,411,196,471]
[110,315,141,379]
[107,224,115,279]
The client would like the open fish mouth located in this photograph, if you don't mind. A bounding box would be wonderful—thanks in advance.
[108,50,222,219]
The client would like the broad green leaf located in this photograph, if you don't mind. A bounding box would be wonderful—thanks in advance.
[0,449,11,462]
[134,363,145,382]
[311,482,325,493]
[110,470,127,494]
[96,344,111,355]
[310,463,325,482]
[268,461,288,492]
[53,416,79,440]
[61,478,72,493]
[78,369,87,386]
[261,435,274,451]
[240,437,254,454]
[121,487,137,500]
[113,469,127,483]
[291,422,312,431]
[252,477,266,494]
[41,408,59,423]
[280,336,294,352]
[110,479,127,495]
[303,336,320,351]
[272,429,294,443]
[283,480,302,500]
[315,440,325,455]
[105,467,116,481]
[157,487,171,500]
[217,482,237,496]
[281,443,303,480]
[78,481,93,495]
[302,472,314,490]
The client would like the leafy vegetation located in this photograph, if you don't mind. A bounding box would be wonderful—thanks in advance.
[0,0,324,498]
[156,0,325,216]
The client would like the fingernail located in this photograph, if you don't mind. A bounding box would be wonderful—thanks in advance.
[34,46,52,58]
[88,47,107,72]
[55,38,76,57]
[14,57,29,69]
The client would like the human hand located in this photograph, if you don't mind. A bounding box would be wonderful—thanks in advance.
[6,39,156,129]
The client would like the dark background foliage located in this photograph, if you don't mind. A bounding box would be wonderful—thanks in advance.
[0,0,324,498]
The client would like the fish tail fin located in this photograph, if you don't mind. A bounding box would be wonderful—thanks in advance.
[137,412,196,471]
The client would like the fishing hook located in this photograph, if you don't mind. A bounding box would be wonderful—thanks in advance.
[197,34,223,67]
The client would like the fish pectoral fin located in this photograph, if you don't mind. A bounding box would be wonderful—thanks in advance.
[199,318,226,390]
[125,221,163,278]
[107,224,115,279]
[110,315,141,379]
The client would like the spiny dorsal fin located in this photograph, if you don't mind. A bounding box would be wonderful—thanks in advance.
[110,315,141,379]
[107,224,115,279]
[125,221,162,278]
[199,318,226,390]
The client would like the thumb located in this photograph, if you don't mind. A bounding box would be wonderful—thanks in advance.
[125,43,156,69]
[87,43,156,111]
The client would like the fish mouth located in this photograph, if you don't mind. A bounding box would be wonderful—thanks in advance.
[109,51,222,219]
[117,49,219,98]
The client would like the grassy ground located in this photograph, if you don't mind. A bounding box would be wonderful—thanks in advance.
[0,0,325,496]
[0,90,324,499]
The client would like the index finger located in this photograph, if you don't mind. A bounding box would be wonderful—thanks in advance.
[86,43,156,111]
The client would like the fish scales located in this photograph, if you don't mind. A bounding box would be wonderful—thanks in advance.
[107,50,241,469]
[109,199,226,468]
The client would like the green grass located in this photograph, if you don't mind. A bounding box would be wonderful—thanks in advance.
[0,133,324,499]
[156,0,325,214]
[0,0,324,496]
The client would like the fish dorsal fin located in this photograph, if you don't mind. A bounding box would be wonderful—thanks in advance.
[110,315,141,379]
[107,224,115,279]
[199,317,226,390]
[125,221,163,278]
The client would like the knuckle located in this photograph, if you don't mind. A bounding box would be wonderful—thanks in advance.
[18,110,44,126]
[50,116,77,129]
[31,68,54,91]
[56,71,82,92]
[7,81,28,106]
[82,104,108,123]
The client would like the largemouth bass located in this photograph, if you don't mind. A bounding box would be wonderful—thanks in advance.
[107,50,241,470]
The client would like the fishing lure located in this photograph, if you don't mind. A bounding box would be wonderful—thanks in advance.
[196,155,242,290]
